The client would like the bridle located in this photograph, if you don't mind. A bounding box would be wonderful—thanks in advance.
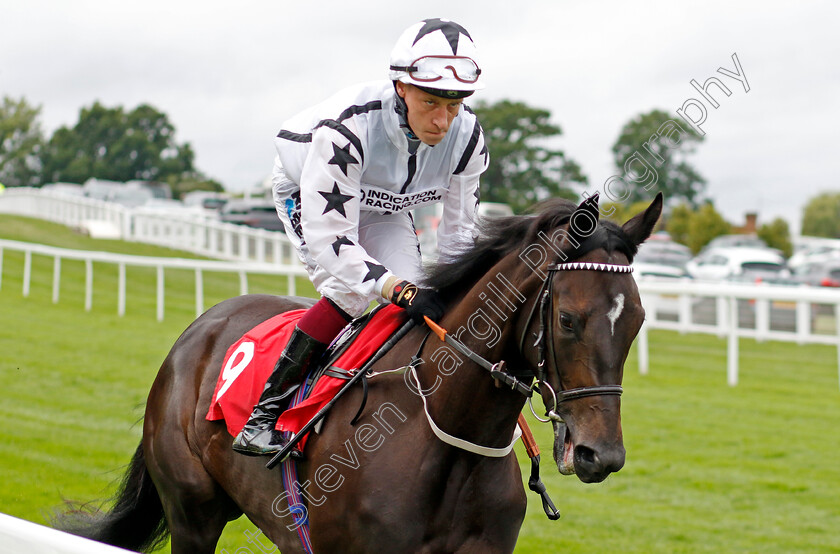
[426,258,633,424]
[517,261,631,423]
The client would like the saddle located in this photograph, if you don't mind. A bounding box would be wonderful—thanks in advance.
[206,304,408,448]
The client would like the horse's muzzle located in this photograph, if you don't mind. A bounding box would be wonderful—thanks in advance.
[572,441,625,483]
[552,420,626,483]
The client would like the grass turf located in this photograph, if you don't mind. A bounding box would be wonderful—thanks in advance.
[1,215,839,552]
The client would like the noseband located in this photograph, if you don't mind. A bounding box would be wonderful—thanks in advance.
[520,262,631,423]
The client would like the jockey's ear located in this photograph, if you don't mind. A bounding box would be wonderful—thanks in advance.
[622,192,663,247]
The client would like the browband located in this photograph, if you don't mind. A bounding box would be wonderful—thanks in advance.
[548,262,633,273]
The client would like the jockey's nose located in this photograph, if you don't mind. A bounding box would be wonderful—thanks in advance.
[431,106,449,132]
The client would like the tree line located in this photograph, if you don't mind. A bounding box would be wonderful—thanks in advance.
[0,97,222,198]
[2,94,835,251]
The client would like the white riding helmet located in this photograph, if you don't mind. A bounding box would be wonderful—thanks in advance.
[389,18,484,99]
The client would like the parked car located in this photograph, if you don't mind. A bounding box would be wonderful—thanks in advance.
[634,257,690,279]
[644,235,692,256]
[686,247,788,282]
[220,199,284,232]
[182,191,229,214]
[702,234,767,251]
[633,240,691,279]
[82,179,155,208]
[791,261,840,287]
[700,234,786,259]
[788,243,840,270]
[133,199,209,218]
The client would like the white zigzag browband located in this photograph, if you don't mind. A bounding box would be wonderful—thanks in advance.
[548,262,634,273]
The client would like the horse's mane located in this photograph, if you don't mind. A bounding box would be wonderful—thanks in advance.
[423,198,638,299]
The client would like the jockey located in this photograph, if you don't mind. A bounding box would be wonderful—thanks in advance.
[233,18,489,456]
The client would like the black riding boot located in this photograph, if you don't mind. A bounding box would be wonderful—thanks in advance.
[232,327,326,456]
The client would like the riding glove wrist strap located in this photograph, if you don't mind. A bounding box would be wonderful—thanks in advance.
[381,275,402,302]
[386,279,445,324]
[389,279,419,307]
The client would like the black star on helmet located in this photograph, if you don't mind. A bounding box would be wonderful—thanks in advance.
[362,261,388,283]
[331,235,353,256]
[413,18,472,55]
[318,183,354,218]
[328,142,359,177]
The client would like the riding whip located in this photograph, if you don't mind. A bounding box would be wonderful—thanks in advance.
[266,318,417,469]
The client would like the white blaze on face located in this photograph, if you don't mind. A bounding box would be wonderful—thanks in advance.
[607,293,625,336]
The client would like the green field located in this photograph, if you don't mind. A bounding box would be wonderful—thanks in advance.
[1,215,839,552]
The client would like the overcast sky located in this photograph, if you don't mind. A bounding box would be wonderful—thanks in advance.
[3,0,838,234]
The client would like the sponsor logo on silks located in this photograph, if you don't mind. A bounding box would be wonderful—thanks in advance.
[359,186,444,213]
[285,194,303,239]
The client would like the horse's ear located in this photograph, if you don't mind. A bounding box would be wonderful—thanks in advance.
[622,192,663,246]
[578,193,600,222]
[568,193,601,244]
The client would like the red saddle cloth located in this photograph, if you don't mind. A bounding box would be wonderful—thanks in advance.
[206,304,407,447]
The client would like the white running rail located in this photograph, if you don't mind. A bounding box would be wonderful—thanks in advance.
[0,512,134,554]
[0,239,307,321]
[0,187,299,266]
[636,277,840,388]
[2,187,838,387]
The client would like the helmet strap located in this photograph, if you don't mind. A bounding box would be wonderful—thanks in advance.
[392,82,421,146]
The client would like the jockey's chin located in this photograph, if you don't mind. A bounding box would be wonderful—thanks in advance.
[418,128,448,145]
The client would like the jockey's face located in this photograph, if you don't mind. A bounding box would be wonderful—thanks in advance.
[396,82,463,146]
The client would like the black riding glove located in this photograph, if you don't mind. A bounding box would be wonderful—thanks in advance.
[389,280,445,324]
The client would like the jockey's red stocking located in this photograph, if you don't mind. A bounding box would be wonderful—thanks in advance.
[296,297,353,345]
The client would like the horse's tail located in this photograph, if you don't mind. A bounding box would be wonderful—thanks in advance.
[51,441,169,552]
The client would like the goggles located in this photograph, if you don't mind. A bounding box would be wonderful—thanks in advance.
[391,55,481,84]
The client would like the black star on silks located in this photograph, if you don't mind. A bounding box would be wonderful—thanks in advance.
[328,142,358,177]
[331,235,353,256]
[318,183,354,218]
[479,143,489,165]
[362,261,388,283]
[413,18,472,55]
[474,187,481,202]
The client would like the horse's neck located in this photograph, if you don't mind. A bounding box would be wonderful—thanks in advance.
[419,254,542,449]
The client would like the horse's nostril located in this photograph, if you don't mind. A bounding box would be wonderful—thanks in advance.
[575,445,598,469]
[574,444,625,482]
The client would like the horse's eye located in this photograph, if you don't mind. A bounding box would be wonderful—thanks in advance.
[559,313,575,332]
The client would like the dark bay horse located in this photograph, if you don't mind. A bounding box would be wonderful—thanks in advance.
[54,193,662,553]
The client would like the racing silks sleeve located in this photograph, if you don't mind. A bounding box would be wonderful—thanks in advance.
[297,122,396,303]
